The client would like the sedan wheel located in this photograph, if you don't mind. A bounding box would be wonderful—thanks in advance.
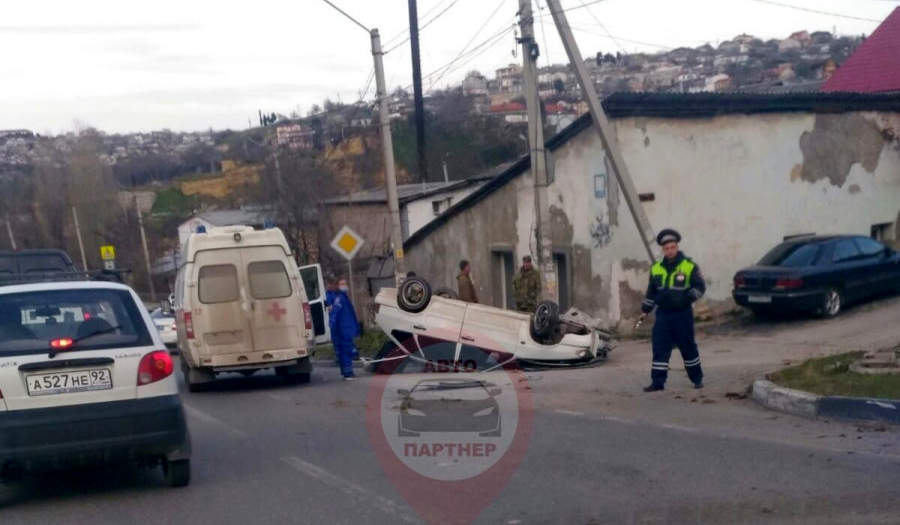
[821,288,842,318]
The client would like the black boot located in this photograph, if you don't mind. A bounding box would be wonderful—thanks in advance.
[643,384,664,392]
[693,382,704,389]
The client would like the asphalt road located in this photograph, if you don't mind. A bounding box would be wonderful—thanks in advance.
[2,362,899,524]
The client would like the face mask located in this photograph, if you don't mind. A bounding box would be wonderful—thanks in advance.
[339,285,349,292]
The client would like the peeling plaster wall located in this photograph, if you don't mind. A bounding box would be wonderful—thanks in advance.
[404,110,900,325]
[606,111,900,319]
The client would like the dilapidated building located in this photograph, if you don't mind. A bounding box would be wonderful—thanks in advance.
[403,93,900,328]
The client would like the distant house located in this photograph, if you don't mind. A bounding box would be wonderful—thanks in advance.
[822,7,900,93]
[778,37,803,53]
[462,71,489,96]
[177,207,273,248]
[276,123,314,150]
[495,64,523,93]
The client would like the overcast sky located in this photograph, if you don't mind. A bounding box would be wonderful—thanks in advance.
[2,0,896,134]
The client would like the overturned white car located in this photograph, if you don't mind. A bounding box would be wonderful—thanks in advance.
[365,278,612,373]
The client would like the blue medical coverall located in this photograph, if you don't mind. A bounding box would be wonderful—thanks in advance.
[328,290,360,378]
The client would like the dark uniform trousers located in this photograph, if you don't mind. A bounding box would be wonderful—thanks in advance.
[651,309,703,386]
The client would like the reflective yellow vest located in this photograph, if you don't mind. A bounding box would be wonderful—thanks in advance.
[650,259,696,290]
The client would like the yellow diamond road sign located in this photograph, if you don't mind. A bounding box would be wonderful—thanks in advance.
[330,226,364,261]
[100,245,116,261]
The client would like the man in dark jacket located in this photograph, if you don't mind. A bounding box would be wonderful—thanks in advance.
[639,229,706,392]
[457,260,478,303]
[513,255,541,312]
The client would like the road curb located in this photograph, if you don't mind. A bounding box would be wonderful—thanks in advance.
[751,379,900,424]
[312,360,365,369]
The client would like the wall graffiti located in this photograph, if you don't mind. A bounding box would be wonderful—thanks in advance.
[589,214,611,247]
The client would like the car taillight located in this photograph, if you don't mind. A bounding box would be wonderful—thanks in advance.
[302,303,312,330]
[775,278,804,290]
[184,311,194,339]
[50,338,74,349]
[734,276,746,288]
[137,350,174,386]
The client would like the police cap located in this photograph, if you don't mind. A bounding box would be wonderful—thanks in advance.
[656,228,681,246]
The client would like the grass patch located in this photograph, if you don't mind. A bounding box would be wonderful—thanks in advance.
[769,351,900,399]
[312,329,388,361]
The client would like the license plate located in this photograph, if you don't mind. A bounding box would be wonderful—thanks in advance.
[747,295,772,304]
[26,369,112,396]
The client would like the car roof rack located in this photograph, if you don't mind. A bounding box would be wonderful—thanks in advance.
[0,268,131,287]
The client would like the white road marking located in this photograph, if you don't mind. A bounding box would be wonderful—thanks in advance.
[267,393,290,402]
[183,404,249,439]
[282,456,419,523]
[554,409,584,417]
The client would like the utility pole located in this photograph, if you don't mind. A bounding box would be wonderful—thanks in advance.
[518,0,557,301]
[408,0,428,183]
[372,28,407,284]
[71,206,88,272]
[320,0,406,284]
[546,0,656,263]
[5,214,17,251]
[135,197,157,302]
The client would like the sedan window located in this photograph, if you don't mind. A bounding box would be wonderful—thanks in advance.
[832,240,862,263]
[758,242,821,267]
[854,237,886,257]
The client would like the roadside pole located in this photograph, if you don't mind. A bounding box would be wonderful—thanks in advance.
[518,0,557,301]
[371,28,407,285]
[135,197,157,302]
[5,214,17,251]
[545,0,656,263]
[71,206,88,272]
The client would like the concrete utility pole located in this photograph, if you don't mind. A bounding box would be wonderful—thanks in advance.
[371,28,407,284]
[546,0,656,263]
[5,214,17,251]
[71,206,88,272]
[135,197,157,302]
[408,0,429,183]
[518,0,557,301]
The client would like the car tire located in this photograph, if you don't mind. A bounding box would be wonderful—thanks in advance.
[819,287,842,318]
[398,277,432,313]
[434,287,458,299]
[163,459,191,487]
[530,301,560,340]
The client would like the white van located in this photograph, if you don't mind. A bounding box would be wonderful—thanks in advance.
[174,225,329,391]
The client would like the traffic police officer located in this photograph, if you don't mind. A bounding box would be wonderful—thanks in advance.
[638,229,705,392]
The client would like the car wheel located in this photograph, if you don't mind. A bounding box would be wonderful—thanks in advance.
[398,277,432,313]
[819,287,842,318]
[163,459,191,487]
[434,287,458,300]
[530,301,560,340]
[182,359,212,392]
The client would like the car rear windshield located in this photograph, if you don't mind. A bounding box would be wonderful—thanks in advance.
[0,288,152,357]
[758,242,821,267]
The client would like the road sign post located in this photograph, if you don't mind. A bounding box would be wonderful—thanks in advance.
[330,226,365,311]
[100,245,116,271]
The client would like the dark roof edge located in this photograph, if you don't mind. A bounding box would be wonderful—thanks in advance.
[405,92,900,250]
[323,177,490,207]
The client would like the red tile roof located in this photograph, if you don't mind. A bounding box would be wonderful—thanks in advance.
[822,7,900,93]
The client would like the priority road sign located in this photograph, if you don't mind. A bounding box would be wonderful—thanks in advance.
[330,226,364,261]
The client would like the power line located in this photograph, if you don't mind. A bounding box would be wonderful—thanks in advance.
[319,0,370,33]
[420,22,516,89]
[577,0,626,54]
[747,0,883,23]
[425,0,511,88]
[536,0,553,67]
[568,25,673,50]
[385,0,463,54]
[383,0,456,47]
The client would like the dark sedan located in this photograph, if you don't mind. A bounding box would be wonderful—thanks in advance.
[733,235,900,317]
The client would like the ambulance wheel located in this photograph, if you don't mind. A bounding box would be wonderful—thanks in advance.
[398,277,432,313]
[531,301,560,340]
[163,459,191,487]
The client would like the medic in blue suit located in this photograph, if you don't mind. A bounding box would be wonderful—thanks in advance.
[327,278,360,380]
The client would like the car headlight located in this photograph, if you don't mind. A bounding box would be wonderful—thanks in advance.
[405,408,426,417]
[473,406,496,417]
